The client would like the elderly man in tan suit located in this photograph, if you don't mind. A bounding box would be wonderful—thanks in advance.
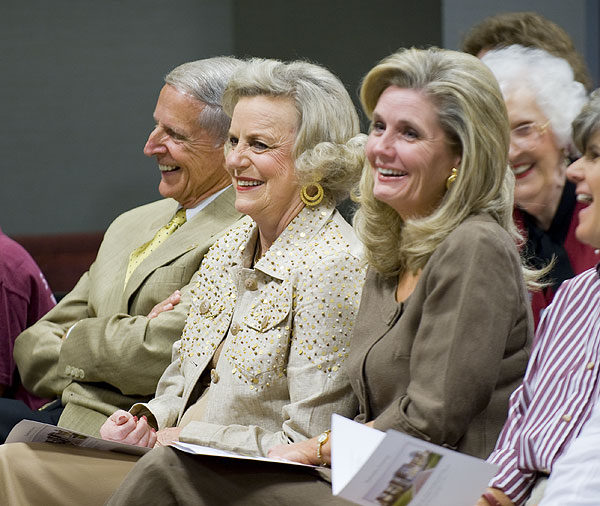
[0,57,244,441]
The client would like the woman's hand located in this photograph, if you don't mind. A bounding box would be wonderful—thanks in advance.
[154,426,182,447]
[99,410,157,448]
[268,423,376,466]
[476,488,515,506]
[268,435,329,466]
[147,290,181,319]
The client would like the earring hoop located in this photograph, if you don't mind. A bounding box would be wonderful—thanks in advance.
[446,168,458,190]
[300,182,324,207]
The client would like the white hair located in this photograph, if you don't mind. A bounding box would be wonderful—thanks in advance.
[482,44,587,153]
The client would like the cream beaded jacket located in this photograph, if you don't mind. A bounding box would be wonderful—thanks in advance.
[133,203,366,456]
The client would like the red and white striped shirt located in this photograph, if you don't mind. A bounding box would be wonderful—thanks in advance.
[487,265,600,506]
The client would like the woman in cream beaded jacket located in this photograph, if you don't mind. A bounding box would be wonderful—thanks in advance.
[0,59,366,506]
[106,48,535,506]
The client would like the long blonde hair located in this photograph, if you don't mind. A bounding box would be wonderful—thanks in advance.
[354,47,527,280]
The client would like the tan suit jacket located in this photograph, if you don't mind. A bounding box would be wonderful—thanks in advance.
[14,188,242,436]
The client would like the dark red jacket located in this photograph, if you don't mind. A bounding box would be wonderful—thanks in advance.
[514,182,598,330]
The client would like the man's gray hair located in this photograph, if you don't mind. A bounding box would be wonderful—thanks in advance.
[165,57,244,144]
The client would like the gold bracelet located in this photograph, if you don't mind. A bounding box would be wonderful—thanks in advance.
[316,429,331,466]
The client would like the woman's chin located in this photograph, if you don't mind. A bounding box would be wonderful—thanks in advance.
[575,232,600,250]
[575,223,600,250]
[514,188,547,216]
[234,197,256,216]
[514,185,540,205]
[573,204,600,248]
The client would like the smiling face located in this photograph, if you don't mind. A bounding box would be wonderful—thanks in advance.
[225,95,303,241]
[567,129,600,248]
[143,84,230,209]
[506,87,566,227]
[365,86,460,220]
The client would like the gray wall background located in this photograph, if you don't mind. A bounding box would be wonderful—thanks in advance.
[2,0,598,236]
[2,0,441,236]
[232,0,442,127]
[443,0,599,85]
[1,1,234,236]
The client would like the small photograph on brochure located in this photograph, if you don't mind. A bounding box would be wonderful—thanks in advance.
[331,414,498,506]
[364,448,442,506]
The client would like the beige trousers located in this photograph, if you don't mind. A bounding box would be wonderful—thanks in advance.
[0,373,221,505]
[107,446,351,506]
[0,442,138,506]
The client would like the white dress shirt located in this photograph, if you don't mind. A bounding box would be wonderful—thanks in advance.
[539,394,600,505]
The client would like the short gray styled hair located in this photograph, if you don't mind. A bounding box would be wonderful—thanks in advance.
[222,58,364,204]
[165,57,245,144]
[482,45,587,154]
[573,89,600,154]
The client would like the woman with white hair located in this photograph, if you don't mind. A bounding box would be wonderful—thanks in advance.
[482,45,596,327]
[0,58,367,505]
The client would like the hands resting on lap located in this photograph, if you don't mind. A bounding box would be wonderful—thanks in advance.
[100,410,157,448]
[100,410,182,448]
[268,421,375,466]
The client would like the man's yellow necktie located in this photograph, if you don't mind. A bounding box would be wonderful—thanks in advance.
[124,208,187,286]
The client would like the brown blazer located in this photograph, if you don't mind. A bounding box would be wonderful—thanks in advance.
[348,213,533,458]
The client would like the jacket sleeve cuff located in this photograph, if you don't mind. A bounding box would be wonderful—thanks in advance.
[129,403,158,430]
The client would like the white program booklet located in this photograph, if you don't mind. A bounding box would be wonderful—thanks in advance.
[170,441,314,468]
[5,420,313,468]
[331,414,498,506]
[5,419,151,456]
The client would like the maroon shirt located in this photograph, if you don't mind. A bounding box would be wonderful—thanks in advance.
[0,228,55,409]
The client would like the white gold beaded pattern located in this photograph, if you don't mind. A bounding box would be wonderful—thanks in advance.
[178,224,242,371]
[228,271,292,389]
[178,204,365,394]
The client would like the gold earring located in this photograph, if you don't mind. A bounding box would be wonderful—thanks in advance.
[446,168,458,190]
[300,182,324,206]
